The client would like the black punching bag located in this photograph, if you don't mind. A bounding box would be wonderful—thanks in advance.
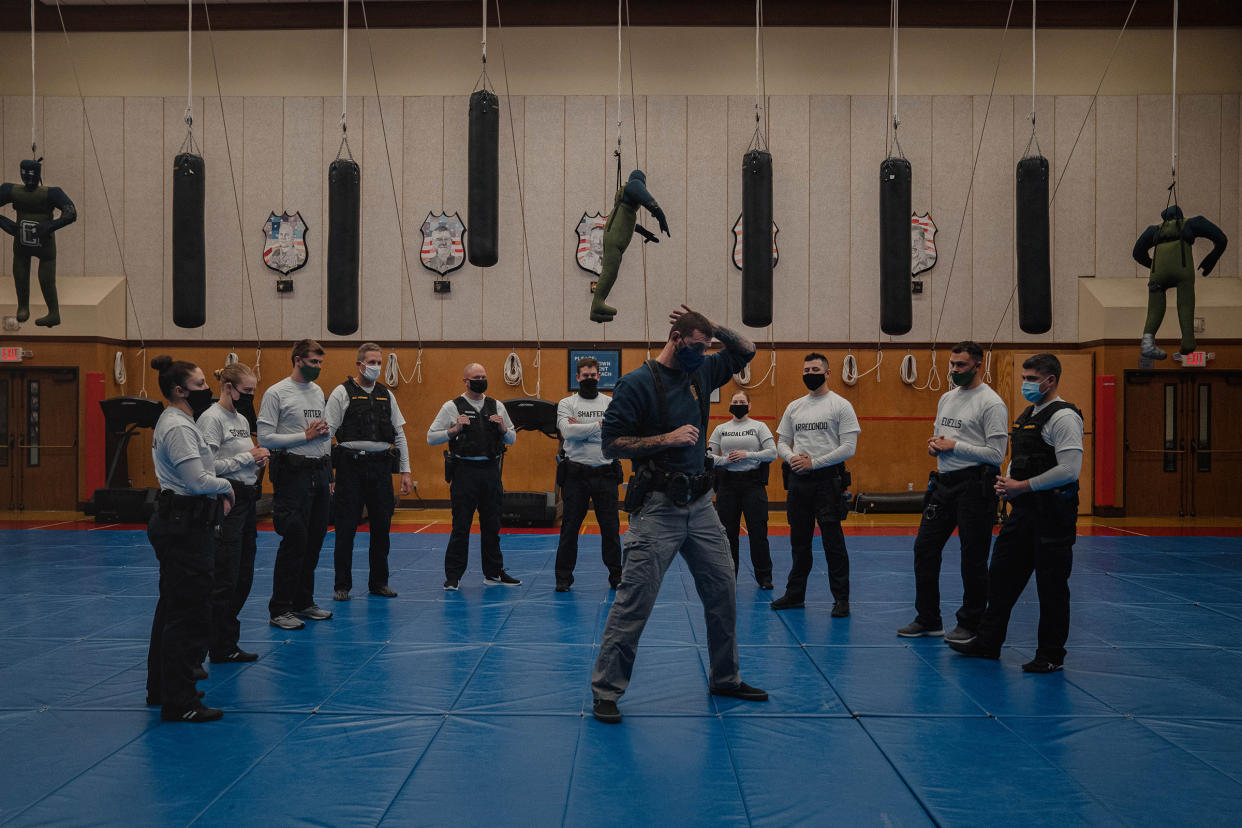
[879,156,912,336]
[468,90,500,267]
[1015,155,1052,335]
[327,158,361,336]
[741,149,774,328]
[172,153,206,329]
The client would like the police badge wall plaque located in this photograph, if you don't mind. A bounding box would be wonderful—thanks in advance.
[911,212,938,277]
[731,214,779,270]
[575,212,607,276]
[262,211,309,278]
[420,212,467,276]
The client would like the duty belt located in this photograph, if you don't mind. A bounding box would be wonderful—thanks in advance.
[648,470,714,506]
[565,460,618,477]
[156,490,221,525]
[338,446,395,462]
[228,480,260,500]
[934,464,998,485]
[717,466,767,485]
[277,452,331,471]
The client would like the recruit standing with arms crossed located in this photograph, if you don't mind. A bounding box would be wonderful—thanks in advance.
[591,306,768,724]
[949,353,1083,673]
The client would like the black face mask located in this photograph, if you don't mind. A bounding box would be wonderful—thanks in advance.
[235,393,257,429]
[729,404,749,419]
[185,388,215,419]
[578,378,599,399]
[802,373,826,391]
[468,378,488,394]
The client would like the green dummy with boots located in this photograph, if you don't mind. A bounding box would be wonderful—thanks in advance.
[1131,204,1227,361]
[590,169,671,323]
[0,159,77,328]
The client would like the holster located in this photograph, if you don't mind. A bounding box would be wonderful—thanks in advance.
[156,490,222,528]
[443,451,456,484]
[622,467,654,513]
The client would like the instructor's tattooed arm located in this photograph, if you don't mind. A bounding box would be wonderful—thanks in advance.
[712,322,755,358]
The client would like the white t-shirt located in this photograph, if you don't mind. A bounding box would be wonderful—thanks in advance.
[325,380,411,473]
[197,403,258,485]
[1011,397,1085,491]
[776,392,861,469]
[256,377,331,459]
[557,392,612,466]
[427,396,518,459]
[709,417,777,472]
[151,407,233,496]
[932,383,1009,473]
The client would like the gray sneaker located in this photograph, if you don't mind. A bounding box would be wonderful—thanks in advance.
[897,619,944,638]
[270,612,306,630]
[944,626,977,644]
[294,604,333,621]
[333,589,350,602]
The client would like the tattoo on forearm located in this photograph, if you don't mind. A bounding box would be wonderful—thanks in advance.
[604,434,667,459]
[713,323,755,355]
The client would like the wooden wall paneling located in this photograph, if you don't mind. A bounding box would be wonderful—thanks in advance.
[849,95,887,345]
[971,95,1014,343]
[400,95,444,342]
[359,95,404,343]
[201,96,245,344]
[163,97,206,340]
[928,94,974,346]
[1052,95,1095,343]
[81,98,124,280]
[1220,95,1239,279]
[562,95,607,345]
[768,95,811,343]
[240,96,284,343]
[1176,95,1223,272]
[601,93,647,343]
[1014,94,1056,344]
[318,95,364,342]
[642,96,687,337]
[522,95,567,343]
[481,94,525,342]
[441,94,482,342]
[42,97,85,279]
[1094,96,1139,280]
[1135,95,1173,255]
[684,95,729,338]
[894,95,933,345]
[121,97,163,341]
[279,96,325,341]
[724,94,754,334]
[808,95,851,344]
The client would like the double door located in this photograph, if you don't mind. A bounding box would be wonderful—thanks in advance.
[1124,371,1242,517]
[0,368,79,511]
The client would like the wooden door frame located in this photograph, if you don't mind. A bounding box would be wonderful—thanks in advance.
[0,366,79,511]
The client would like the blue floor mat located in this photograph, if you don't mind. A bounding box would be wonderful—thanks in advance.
[2,529,1242,826]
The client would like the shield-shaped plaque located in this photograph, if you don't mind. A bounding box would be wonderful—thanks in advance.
[420,212,467,275]
[575,212,607,276]
[262,211,308,275]
[731,215,779,270]
[911,212,938,276]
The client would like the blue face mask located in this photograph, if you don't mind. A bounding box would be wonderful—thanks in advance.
[676,343,706,374]
[1021,379,1047,403]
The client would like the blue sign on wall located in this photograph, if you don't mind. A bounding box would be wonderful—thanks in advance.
[568,348,622,391]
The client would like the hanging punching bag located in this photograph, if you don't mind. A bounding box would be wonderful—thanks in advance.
[468,89,500,267]
[327,157,361,336]
[879,156,912,336]
[741,149,774,329]
[171,153,206,329]
[1015,155,1052,335]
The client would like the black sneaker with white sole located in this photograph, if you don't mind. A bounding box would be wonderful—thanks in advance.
[161,703,223,723]
[944,626,977,644]
[1022,658,1064,674]
[443,579,460,591]
[210,648,259,664]
[483,571,521,586]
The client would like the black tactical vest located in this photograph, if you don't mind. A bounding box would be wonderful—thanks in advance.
[449,396,504,459]
[1009,400,1082,482]
[335,377,396,444]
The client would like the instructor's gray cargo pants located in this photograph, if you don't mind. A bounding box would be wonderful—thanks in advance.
[591,491,741,701]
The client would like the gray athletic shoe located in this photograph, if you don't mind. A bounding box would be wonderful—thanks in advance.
[269,612,306,630]
[944,625,977,644]
[333,589,351,602]
[293,604,333,621]
[897,619,944,638]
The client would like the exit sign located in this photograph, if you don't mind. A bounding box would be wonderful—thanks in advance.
[1182,351,1207,367]
[0,346,22,363]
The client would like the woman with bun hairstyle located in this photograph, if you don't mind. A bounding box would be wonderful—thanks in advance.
[146,355,234,723]
[198,362,269,665]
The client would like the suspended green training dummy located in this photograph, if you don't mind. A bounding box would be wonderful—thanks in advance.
[1131,204,1227,360]
[0,159,77,328]
[590,169,670,324]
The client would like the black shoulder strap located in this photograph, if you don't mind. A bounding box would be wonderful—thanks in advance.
[452,396,472,416]
[1021,400,1082,429]
[644,359,708,433]
[482,397,498,417]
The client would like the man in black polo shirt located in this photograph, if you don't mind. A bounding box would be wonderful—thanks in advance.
[426,363,519,590]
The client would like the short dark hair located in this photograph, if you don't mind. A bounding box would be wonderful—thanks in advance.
[803,352,829,370]
[1022,352,1062,380]
[950,341,984,362]
[670,310,713,342]
[291,338,325,364]
[150,355,198,401]
[356,342,382,362]
[576,356,600,374]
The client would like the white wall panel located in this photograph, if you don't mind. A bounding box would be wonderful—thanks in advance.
[562,95,607,345]
[896,95,933,345]
[480,95,525,342]
[1053,95,1095,342]
[685,95,729,338]
[1221,95,1239,279]
[1136,95,1173,254]
[201,96,245,344]
[849,96,886,344]
[1177,95,1223,273]
[642,96,688,341]
[928,95,973,346]
[522,95,567,343]
[122,97,163,341]
[41,98,84,278]
[808,95,851,345]
[279,96,323,342]
[240,96,283,342]
[400,96,444,342]
[1016,95,1056,344]
[768,95,810,343]
[441,95,482,343]
[359,95,404,343]
[1094,96,1138,280]
[82,98,125,280]
[971,95,1013,342]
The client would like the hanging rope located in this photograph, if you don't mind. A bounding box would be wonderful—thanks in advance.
[748,0,767,153]
[986,0,1138,364]
[337,0,354,161]
[179,0,200,155]
[1170,0,1179,188]
[1022,0,1043,159]
[494,0,542,396]
[385,351,421,387]
[52,0,148,395]
[202,1,264,378]
[30,0,37,155]
[886,0,904,159]
[359,0,425,384]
